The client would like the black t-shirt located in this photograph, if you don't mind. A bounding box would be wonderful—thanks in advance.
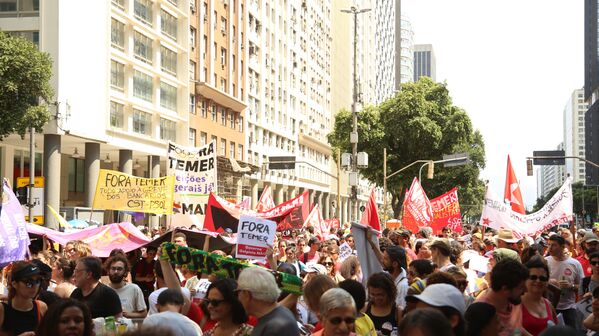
[38,289,61,307]
[71,282,122,318]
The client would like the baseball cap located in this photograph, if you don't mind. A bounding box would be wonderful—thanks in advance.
[11,263,41,281]
[303,262,328,275]
[406,283,466,315]
[31,259,52,276]
[582,232,599,244]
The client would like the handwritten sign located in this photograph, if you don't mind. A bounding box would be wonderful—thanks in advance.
[576,296,593,320]
[93,169,175,215]
[338,242,353,262]
[236,215,276,261]
[160,242,302,294]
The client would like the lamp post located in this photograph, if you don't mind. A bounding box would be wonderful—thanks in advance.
[341,6,370,221]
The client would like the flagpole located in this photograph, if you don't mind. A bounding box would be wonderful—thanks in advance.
[337,148,341,220]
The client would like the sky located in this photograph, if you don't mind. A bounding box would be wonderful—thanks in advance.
[402,0,584,209]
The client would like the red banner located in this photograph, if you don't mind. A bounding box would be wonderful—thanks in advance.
[324,218,340,231]
[430,188,462,234]
[401,178,434,233]
[203,192,310,233]
[303,205,328,239]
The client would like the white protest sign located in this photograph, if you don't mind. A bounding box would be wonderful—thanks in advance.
[576,296,593,320]
[338,242,353,262]
[194,279,211,299]
[468,255,490,274]
[236,215,276,261]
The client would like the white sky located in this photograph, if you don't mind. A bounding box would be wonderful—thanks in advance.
[402,0,584,208]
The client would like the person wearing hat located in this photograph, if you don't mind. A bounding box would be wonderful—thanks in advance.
[406,283,466,336]
[494,229,519,250]
[31,259,61,307]
[0,261,48,336]
[576,231,599,276]
[396,229,417,262]
[430,239,455,272]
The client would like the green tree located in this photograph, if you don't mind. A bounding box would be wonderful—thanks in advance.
[532,182,598,223]
[328,78,486,219]
[0,32,53,139]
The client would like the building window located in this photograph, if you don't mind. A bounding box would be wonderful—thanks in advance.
[211,104,217,121]
[133,70,153,102]
[220,47,226,66]
[110,60,125,91]
[160,118,176,141]
[200,100,207,118]
[68,158,85,193]
[111,18,125,50]
[112,0,125,10]
[189,60,196,80]
[221,108,227,126]
[110,101,124,129]
[238,144,243,161]
[200,132,207,146]
[160,82,177,111]
[160,9,177,40]
[160,46,177,75]
[211,135,217,145]
[132,109,152,135]
[221,16,227,34]
[190,27,196,49]
[134,0,153,26]
[189,95,196,114]
[232,54,236,72]
[220,78,226,91]
[220,138,226,155]
[189,128,196,146]
[134,31,153,64]
[230,112,235,129]
[238,116,243,132]
[229,142,235,159]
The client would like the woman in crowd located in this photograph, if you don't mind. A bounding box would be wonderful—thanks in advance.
[338,280,376,336]
[0,261,48,335]
[339,256,362,282]
[415,240,432,260]
[319,254,344,284]
[64,240,92,262]
[203,278,253,336]
[312,288,357,336]
[521,257,556,336]
[464,302,499,336]
[303,275,337,332]
[53,257,77,298]
[37,298,93,336]
[278,240,289,263]
[365,272,399,335]
[399,308,455,336]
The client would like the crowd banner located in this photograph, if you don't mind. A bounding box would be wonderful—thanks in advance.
[93,169,175,215]
[0,179,30,266]
[481,177,573,237]
[167,141,217,228]
[160,242,303,294]
[351,222,383,286]
[236,215,276,261]
[430,188,463,234]
[203,191,310,233]
[402,178,434,233]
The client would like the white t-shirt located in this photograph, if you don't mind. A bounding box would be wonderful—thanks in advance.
[545,256,584,310]
[394,268,409,309]
[112,283,147,313]
[143,311,203,336]
[147,287,191,315]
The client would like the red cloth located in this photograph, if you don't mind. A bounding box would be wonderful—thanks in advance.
[360,189,381,231]
[521,298,556,336]
[504,155,526,214]
[313,321,323,332]
[576,255,592,277]
[187,302,204,326]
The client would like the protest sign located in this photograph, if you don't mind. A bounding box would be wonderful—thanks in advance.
[481,177,573,237]
[402,178,434,233]
[93,169,175,214]
[167,141,217,228]
[576,296,593,320]
[236,215,276,260]
[0,179,30,266]
[351,222,383,286]
[160,242,302,294]
[338,242,353,262]
[430,188,462,233]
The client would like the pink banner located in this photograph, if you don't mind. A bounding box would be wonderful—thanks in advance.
[430,188,462,234]
[27,222,151,257]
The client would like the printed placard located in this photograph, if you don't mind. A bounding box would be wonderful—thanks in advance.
[236,215,276,261]
[338,242,353,262]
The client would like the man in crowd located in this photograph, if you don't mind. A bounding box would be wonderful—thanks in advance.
[237,267,300,336]
[576,231,599,276]
[105,254,147,318]
[545,234,584,329]
[430,239,455,272]
[475,259,529,336]
[133,246,157,305]
[299,237,321,263]
[397,229,418,261]
[71,256,122,318]
[142,288,203,336]
[494,229,519,251]
[174,232,188,247]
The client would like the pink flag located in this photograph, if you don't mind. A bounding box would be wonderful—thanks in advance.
[360,189,381,232]
[303,204,328,239]
[256,186,276,212]
[402,178,433,233]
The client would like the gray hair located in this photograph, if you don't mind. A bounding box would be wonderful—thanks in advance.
[237,267,281,303]
[319,288,356,318]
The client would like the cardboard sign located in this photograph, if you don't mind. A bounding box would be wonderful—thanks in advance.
[236,215,276,261]
[93,169,175,214]
[338,242,353,262]
[576,296,593,320]
[160,242,302,294]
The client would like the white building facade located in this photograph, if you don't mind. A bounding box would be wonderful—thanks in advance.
[563,88,589,183]
[538,143,566,198]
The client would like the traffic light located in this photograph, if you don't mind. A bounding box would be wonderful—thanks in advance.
[526,159,533,176]
[427,162,435,179]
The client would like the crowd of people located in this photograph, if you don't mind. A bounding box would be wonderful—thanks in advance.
[2,222,599,336]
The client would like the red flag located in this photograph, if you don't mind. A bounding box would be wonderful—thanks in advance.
[256,185,276,212]
[401,178,433,233]
[360,189,381,232]
[303,204,329,239]
[430,188,462,234]
[504,155,526,214]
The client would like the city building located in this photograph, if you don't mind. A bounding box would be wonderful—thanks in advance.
[537,143,566,198]
[413,44,436,82]
[563,88,588,183]
[585,0,599,185]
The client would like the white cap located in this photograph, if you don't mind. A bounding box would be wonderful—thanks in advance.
[406,283,466,315]
[304,262,328,275]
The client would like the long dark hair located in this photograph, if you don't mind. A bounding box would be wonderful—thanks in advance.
[206,278,248,325]
[37,299,93,336]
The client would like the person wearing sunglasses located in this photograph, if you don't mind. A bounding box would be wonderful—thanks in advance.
[312,288,357,336]
[581,251,599,297]
[203,279,253,336]
[0,261,48,336]
[319,254,344,284]
[520,256,557,336]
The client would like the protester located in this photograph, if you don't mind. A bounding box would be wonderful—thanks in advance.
[36,298,93,336]
[31,259,61,306]
[464,302,499,336]
[345,234,355,250]
[312,288,357,336]
[521,256,557,336]
[494,229,519,251]
[0,261,48,335]
[430,239,455,271]
[277,240,289,263]
[545,234,584,329]
[284,244,304,277]
[303,274,337,331]
[365,272,399,336]
[577,231,599,276]
[299,237,321,263]
[53,257,77,298]
[406,284,466,336]
[414,239,432,260]
[142,289,203,336]
[237,267,300,336]
[399,307,455,336]
[339,256,362,282]
[445,267,474,307]
[582,252,599,297]
[319,254,344,283]
[174,232,188,247]
[70,256,122,319]
[396,229,418,261]
[338,279,377,336]
[202,279,253,336]
[105,254,147,318]
[583,286,599,332]
[132,245,157,305]
[64,240,92,262]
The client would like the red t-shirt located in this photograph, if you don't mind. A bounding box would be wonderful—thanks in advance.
[576,255,592,277]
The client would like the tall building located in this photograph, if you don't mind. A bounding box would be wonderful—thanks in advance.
[563,88,588,183]
[585,0,599,185]
[413,44,436,82]
[374,0,413,104]
[538,143,566,198]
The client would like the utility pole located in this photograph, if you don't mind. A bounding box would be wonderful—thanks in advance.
[29,127,35,225]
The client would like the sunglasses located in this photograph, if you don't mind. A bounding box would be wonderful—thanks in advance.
[328,316,356,325]
[205,299,227,307]
[323,262,334,266]
[591,261,599,266]
[20,279,41,288]
[529,275,549,282]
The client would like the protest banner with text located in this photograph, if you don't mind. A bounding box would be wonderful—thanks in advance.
[167,141,217,228]
[430,188,463,234]
[93,169,175,214]
[1,179,30,266]
[236,215,276,260]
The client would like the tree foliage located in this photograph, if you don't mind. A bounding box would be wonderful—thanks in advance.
[328,78,486,218]
[0,32,53,139]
